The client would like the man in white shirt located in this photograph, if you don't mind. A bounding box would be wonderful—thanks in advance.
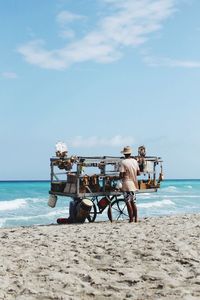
[119,146,140,222]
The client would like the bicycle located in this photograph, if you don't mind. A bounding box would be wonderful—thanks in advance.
[86,194,129,222]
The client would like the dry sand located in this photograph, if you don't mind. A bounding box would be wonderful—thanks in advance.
[0,214,200,300]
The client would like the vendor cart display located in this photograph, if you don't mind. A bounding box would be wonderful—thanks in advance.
[48,145,163,222]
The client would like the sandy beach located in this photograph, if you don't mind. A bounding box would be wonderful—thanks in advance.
[0,214,200,300]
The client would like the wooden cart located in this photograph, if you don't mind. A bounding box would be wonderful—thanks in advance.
[49,150,163,222]
[49,152,163,222]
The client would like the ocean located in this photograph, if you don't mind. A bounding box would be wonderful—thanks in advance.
[0,180,200,228]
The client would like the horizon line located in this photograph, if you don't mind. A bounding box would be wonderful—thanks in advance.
[0,179,200,183]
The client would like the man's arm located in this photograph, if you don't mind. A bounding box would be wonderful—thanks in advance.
[119,171,125,179]
[119,161,125,179]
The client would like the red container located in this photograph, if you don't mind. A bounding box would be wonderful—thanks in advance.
[98,197,109,209]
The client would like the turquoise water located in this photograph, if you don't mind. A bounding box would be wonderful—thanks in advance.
[0,180,200,228]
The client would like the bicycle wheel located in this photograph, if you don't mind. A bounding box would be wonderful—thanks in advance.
[108,199,129,221]
[86,202,97,222]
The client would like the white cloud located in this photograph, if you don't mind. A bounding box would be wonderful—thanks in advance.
[143,55,200,68]
[56,10,85,26]
[1,72,18,79]
[56,10,86,40]
[59,29,75,39]
[18,0,176,70]
[69,135,135,148]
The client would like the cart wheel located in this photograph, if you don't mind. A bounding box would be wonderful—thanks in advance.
[107,199,129,222]
[86,202,97,222]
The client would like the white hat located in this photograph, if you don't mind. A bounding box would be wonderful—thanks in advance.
[121,146,132,155]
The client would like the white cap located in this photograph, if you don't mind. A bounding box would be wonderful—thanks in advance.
[116,181,122,189]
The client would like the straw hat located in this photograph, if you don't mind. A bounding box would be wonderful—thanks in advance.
[121,146,132,155]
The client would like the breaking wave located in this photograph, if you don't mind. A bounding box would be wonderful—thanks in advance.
[138,199,175,209]
[0,199,27,211]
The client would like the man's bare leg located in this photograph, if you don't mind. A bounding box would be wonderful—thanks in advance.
[126,201,133,223]
[131,201,138,222]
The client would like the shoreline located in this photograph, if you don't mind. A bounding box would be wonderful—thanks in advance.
[1,213,200,299]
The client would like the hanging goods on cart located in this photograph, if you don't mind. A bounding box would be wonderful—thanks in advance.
[48,145,163,222]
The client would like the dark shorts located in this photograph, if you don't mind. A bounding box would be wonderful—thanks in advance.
[123,191,136,204]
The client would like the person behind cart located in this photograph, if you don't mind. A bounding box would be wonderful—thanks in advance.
[57,198,92,224]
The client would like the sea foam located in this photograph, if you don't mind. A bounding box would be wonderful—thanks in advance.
[138,199,175,209]
[0,199,27,211]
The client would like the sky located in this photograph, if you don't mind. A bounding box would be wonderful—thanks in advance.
[0,0,200,180]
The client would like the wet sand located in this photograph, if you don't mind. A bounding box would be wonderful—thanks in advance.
[0,214,200,300]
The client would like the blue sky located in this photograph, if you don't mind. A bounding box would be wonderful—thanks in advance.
[0,0,200,180]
